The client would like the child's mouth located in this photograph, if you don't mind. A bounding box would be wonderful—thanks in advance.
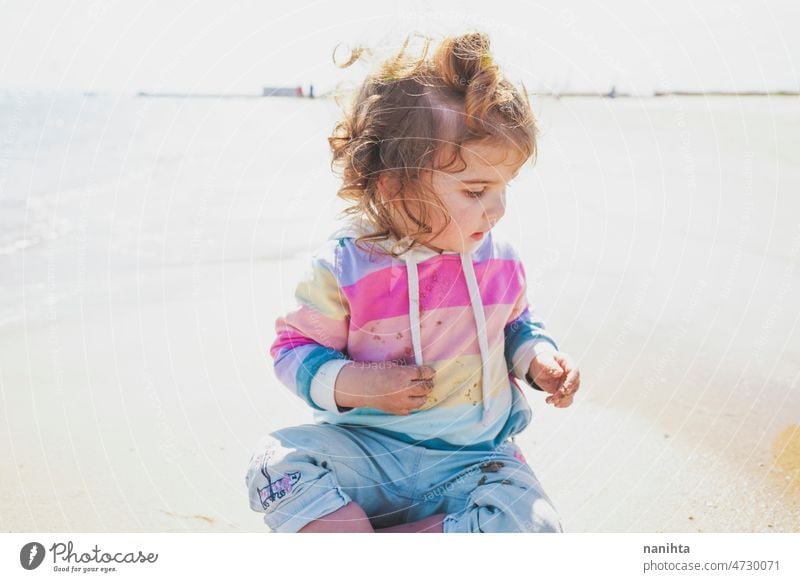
[470,232,484,240]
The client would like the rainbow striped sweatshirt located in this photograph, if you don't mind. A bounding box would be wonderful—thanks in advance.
[270,219,559,451]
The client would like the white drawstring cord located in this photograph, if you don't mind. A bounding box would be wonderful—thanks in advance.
[403,248,492,426]
[461,252,492,426]
[404,253,424,366]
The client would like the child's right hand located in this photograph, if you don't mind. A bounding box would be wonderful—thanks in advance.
[334,361,437,415]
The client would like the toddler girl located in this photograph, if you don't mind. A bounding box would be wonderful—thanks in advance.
[246,31,580,533]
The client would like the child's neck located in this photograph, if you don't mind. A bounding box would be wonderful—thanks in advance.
[415,239,446,255]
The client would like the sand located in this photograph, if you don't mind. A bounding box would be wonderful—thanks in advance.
[0,95,798,532]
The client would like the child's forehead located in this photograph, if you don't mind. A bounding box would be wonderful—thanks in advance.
[434,142,524,182]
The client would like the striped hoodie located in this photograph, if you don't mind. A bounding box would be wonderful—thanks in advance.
[270,218,559,451]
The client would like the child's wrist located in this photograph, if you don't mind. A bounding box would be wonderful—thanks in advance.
[333,362,367,409]
[525,369,545,391]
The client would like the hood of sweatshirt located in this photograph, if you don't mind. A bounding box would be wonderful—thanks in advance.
[329,217,495,426]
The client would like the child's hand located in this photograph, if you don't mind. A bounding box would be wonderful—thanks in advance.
[528,351,581,408]
[335,361,436,415]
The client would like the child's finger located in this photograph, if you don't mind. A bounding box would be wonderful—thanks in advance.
[554,394,574,408]
[535,377,561,395]
[415,365,437,380]
[408,395,429,408]
[546,390,573,405]
[557,366,581,396]
[408,381,433,396]
[545,393,559,405]
[534,353,564,378]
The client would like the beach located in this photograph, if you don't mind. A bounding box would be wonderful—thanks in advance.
[0,92,798,532]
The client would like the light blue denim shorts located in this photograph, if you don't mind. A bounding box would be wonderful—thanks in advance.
[245,423,562,533]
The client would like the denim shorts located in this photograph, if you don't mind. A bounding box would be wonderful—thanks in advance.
[245,423,562,533]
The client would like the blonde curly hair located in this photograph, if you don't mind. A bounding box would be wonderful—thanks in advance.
[328,31,538,256]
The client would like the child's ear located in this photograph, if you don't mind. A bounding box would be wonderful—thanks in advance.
[377,172,403,207]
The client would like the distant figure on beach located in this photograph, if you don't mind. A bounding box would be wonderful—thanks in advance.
[607,85,617,98]
[309,84,314,99]
[246,31,581,533]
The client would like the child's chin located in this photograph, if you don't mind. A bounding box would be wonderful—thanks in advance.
[465,235,485,248]
[427,235,479,254]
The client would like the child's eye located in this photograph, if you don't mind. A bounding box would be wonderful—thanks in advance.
[466,188,486,198]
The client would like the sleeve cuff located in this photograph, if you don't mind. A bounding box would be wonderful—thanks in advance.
[310,359,352,413]
[511,339,558,383]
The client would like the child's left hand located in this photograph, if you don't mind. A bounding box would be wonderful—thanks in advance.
[528,351,581,408]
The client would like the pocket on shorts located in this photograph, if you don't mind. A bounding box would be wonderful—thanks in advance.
[244,432,336,514]
[246,444,304,514]
[245,438,355,533]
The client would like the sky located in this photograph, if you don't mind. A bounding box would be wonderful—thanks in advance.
[1,0,798,95]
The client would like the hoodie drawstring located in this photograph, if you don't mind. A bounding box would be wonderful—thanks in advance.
[403,250,493,427]
[461,252,493,426]
[404,252,424,367]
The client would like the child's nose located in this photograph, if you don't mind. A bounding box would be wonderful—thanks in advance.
[484,193,506,224]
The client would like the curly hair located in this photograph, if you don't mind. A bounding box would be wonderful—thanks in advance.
[328,31,538,256]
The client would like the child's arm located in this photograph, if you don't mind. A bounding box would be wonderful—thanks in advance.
[270,256,346,411]
[503,262,581,408]
[504,298,559,386]
[334,361,436,416]
[270,244,434,415]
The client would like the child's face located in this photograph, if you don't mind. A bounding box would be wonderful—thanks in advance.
[420,141,522,253]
